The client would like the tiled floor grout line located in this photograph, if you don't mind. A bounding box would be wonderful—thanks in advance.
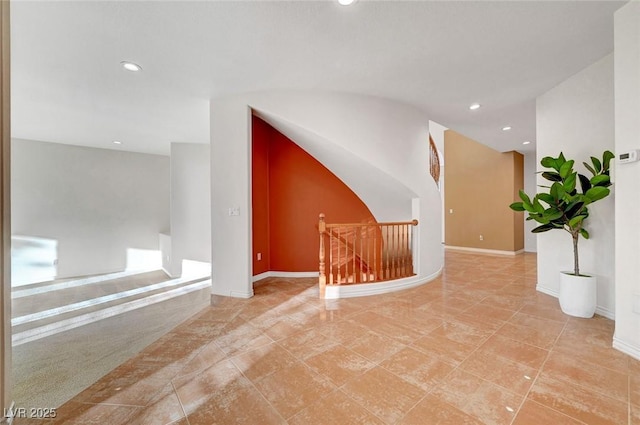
[506,316,578,425]
[629,374,632,425]
[48,253,631,424]
[171,380,191,425]
[391,300,520,425]
[288,327,392,425]
[331,382,389,425]
[227,349,291,425]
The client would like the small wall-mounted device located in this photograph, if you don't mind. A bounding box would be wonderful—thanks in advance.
[618,150,640,164]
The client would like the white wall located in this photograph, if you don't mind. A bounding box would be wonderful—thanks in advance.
[168,142,211,277]
[210,100,252,297]
[12,139,169,278]
[523,152,537,252]
[535,53,615,318]
[613,2,640,359]
[210,91,443,298]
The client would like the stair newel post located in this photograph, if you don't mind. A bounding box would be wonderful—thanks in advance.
[318,213,326,298]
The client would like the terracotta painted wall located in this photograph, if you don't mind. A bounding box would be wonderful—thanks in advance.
[251,117,271,275]
[444,130,524,252]
[251,116,376,274]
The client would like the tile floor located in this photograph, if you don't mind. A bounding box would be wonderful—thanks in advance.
[21,251,639,424]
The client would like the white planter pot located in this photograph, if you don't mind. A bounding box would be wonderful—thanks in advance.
[558,272,597,318]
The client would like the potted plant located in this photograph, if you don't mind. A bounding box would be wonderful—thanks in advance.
[510,150,614,318]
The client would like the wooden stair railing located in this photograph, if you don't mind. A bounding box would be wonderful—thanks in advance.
[429,134,440,185]
[318,214,419,295]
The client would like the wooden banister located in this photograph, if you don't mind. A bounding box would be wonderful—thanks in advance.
[429,134,440,185]
[318,214,418,294]
[318,213,326,297]
[326,219,419,228]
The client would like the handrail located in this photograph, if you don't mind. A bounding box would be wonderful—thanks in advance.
[429,134,440,185]
[318,214,419,296]
[326,219,419,228]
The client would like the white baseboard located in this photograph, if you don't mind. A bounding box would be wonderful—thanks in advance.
[445,246,524,256]
[596,305,615,320]
[252,271,319,282]
[252,271,272,282]
[323,266,443,299]
[536,284,614,320]
[230,290,254,298]
[536,284,557,298]
[613,336,640,361]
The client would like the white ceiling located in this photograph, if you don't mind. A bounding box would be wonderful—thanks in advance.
[10,0,626,156]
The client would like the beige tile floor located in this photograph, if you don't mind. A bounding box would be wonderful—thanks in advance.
[20,251,639,424]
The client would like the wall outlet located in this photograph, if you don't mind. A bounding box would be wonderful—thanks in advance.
[228,207,240,216]
[257,252,262,261]
[479,235,484,241]
[449,209,453,214]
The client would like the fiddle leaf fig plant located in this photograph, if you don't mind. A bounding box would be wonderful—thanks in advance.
[510,150,614,276]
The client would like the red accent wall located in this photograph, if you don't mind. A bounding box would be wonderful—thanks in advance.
[251,117,271,275]
[251,116,376,274]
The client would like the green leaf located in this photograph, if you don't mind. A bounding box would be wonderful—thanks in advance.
[518,190,532,206]
[564,172,577,193]
[559,160,574,179]
[580,228,590,239]
[541,156,557,170]
[578,174,592,193]
[583,162,596,176]
[565,201,585,218]
[509,202,525,212]
[584,186,610,202]
[545,210,564,221]
[542,172,562,182]
[568,215,586,228]
[554,182,566,200]
[591,156,602,173]
[532,215,547,224]
[537,193,555,205]
[532,223,556,233]
[533,199,545,214]
[603,150,615,171]
[550,182,558,200]
[590,174,610,187]
[558,152,566,164]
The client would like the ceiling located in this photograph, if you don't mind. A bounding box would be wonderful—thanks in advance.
[10,0,626,156]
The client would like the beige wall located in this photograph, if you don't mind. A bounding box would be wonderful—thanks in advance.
[1,0,10,408]
[444,130,524,252]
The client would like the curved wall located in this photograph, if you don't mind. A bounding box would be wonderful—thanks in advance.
[210,91,443,298]
[252,115,377,274]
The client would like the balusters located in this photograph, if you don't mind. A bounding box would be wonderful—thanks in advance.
[337,227,341,284]
[352,228,356,283]
[385,225,389,279]
[373,227,378,280]
[329,228,334,285]
[319,215,419,293]
[318,214,326,289]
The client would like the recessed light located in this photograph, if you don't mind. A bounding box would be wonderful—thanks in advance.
[120,61,142,72]
[502,126,512,131]
[469,103,481,110]
[338,0,356,5]
[523,141,531,145]
[113,140,122,145]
